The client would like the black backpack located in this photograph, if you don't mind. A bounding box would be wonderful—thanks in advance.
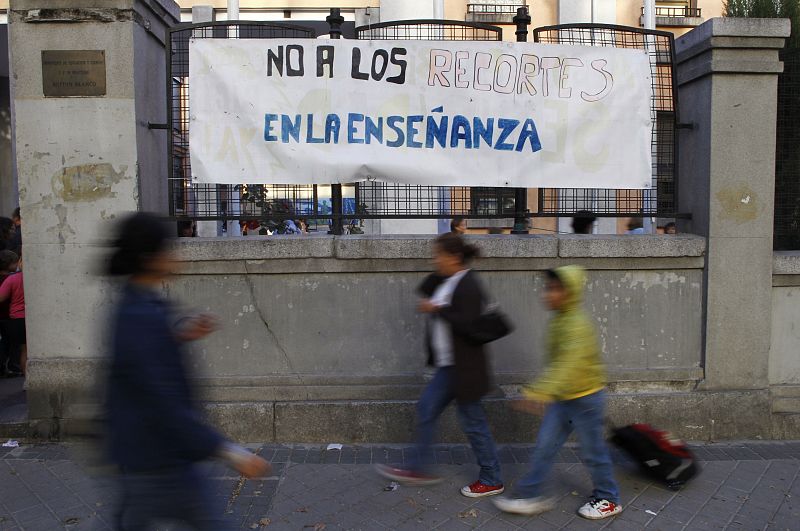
[610,423,699,490]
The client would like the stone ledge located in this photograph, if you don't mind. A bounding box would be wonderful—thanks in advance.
[558,234,706,258]
[335,234,559,259]
[677,17,790,57]
[175,235,334,261]
[774,251,800,275]
[256,389,773,443]
[175,234,704,263]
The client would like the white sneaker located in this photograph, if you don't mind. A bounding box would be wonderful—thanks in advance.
[578,498,623,520]
[492,495,555,515]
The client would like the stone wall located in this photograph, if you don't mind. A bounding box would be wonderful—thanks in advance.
[30,234,767,443]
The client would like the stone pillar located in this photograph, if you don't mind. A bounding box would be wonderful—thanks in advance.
[675,18,790,391]
[10,0,179,433]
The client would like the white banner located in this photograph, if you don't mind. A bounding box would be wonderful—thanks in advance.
[189,39,652,188]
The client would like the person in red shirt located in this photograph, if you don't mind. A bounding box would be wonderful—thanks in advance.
[0,250,19,376]
[0,255,25,380]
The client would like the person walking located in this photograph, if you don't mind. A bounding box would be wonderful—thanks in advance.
[377,233,504,498]
[493,266,622,520]
[105,212,270,530]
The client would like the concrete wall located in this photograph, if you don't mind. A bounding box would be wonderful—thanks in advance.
[770,252,800,435]
[771,253,800,386]
[31,234,769,443]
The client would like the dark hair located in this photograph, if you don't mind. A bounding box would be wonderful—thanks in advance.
[108,212,170,276]
[0,250,18,270]
[11,207,20,221]
[627,218,644,230]
[434,232,480,263]
[0,217,12,240]
[177,219,195,237]
[664,222,676,231]
[545,269,563,285]
[450,216,465,233]
[571,210,596,234]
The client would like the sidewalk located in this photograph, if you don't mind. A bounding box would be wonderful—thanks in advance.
[0,441,798,530]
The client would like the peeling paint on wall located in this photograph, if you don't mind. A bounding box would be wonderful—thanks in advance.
[716,184,759,223]
[52,163,127,202]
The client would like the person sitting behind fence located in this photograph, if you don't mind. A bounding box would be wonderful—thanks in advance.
[284,219,302,234]
[664,222,677,235]
[626,218,645,235]
[450,217,467,234]
[572,211,596,235]
[177,220,196,238]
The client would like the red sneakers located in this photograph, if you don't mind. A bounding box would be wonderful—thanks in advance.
[374,464,443,486]
[460,480,505,498]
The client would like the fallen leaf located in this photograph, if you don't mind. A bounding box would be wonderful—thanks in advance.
[571,491,579,496]
[64,518,80,525]
[458,508,478,518]
[259,517,271,527]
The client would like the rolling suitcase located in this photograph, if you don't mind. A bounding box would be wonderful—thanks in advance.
[610,423,699,490]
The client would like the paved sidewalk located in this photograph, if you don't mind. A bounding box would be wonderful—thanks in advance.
[0,441,798,530]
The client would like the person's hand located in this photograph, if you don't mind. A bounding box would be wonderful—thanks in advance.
[234,454,272,479]
[176,313,220,342]
[511,398,547,416]
[417,299,439,314]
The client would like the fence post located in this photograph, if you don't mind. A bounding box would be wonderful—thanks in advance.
[511,6,531,234]
[327,8,345,235]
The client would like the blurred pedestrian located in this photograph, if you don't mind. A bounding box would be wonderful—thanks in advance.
[377,233,504,498]
[494,266,622,520]
[105,212,270,531]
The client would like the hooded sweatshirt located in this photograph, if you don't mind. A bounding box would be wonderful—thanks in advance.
[524,265,606,402]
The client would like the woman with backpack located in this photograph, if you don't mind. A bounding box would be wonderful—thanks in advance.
[377,232,505,498]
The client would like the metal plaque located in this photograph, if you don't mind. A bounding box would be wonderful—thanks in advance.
[42,50,106,97]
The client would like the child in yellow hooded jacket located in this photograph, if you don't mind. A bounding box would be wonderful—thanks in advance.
[493,266,623,520]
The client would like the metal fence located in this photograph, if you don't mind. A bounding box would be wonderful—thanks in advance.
[166,14,683,230]
[166,21,316,223]
[533,23,680,218]
[775,48,800,250]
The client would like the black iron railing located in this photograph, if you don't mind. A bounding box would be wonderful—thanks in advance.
[643,6,702,18]
[467,3,527,15]
[534,23,681,218]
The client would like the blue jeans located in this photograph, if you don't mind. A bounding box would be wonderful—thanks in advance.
[116,464,232,530]
[407,367,502,486]
[514,390,620,503]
